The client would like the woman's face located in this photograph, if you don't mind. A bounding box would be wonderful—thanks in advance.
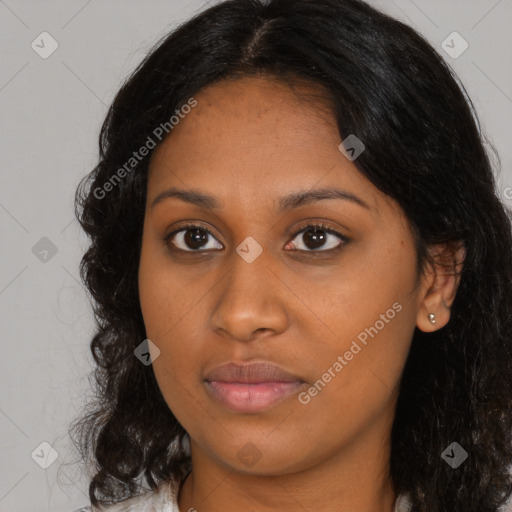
[138,76,431,476]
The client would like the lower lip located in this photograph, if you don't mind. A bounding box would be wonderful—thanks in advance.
[205,380,304,413]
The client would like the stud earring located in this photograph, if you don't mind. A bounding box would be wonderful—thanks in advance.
[428,313,436,325]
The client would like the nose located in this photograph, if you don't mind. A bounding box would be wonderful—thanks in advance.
[209,249,289,343]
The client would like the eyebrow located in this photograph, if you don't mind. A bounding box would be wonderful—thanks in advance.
[150,186,371,212]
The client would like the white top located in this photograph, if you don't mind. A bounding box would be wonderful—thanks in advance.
[72,481,413,512]
[72,480,180,512]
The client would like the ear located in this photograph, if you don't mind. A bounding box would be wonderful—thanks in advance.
[416,241,465,333]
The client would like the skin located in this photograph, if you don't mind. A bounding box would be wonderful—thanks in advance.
[138,76,463,512]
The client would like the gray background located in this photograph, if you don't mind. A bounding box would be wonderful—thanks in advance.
[1,1,511,511]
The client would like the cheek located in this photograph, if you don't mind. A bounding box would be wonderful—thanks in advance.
[141,293,208,430]
[138,243,207,400]
[138,236,199,341]
[319,234,418,339]
[293,306,416,450]
[303,238,418,406]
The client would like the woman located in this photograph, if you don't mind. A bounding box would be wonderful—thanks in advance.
[71,0,512,510]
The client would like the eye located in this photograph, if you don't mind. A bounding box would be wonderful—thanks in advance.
[284,223,348,252]
[164,223,223,252]
[164,222,349,254]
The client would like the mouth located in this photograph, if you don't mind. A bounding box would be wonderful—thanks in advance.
[204,361,306,413]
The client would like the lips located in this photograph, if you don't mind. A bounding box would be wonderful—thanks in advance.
[204,361,305,413]
[205,361,301,383]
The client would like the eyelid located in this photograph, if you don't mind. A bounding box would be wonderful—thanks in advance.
[164,221,350,253]
[286,222,349,253]
[164,222,223,252]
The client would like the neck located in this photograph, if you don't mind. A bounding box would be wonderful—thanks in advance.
[178,415,397,512]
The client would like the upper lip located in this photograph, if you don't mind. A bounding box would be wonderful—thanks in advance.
[204,361,303,383]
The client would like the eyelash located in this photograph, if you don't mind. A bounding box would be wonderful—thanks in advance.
[163,222,350,255]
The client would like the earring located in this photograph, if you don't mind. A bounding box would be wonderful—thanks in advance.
[428,313,436,325]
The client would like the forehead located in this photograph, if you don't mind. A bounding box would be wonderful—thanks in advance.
[146,76,396,220]
[149,76,338,170]
[196,75,335,124]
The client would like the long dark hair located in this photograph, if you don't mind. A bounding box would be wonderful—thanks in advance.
[71,0,512,510]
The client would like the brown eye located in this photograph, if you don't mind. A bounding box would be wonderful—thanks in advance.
[286,224,347,252]
[165,225,223,252]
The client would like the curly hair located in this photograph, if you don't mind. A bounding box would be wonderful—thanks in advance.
[71,0,512,510]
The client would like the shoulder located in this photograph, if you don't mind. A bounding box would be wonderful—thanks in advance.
[71,481,179,512]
